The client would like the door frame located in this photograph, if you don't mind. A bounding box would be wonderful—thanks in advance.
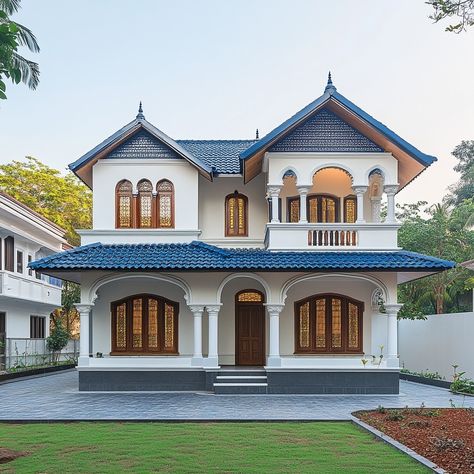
[234,290,265,366]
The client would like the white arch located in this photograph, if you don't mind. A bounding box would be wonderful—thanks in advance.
[280,272,389,305]
[216,273,272,303]
[309,163,356,184]
[365,165,389,181]
[278,167,300,183]
[87,272,192,304]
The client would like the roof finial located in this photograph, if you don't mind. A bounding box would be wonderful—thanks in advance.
[256,128,259,139]
[324,71,336,93]
[136,101,145,119]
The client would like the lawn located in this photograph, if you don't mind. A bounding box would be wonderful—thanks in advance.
[0,422,427,473]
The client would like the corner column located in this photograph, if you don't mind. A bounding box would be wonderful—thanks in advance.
[352,185,368,223]
[370,196,382,223]
[384,185,399,224]
[204,305,221,368]
[189,305,204,366]
[75,303,94,366]
[265,304,284,367]
[297,186,310,223]
[385,303,402,367]
[267,186,282,223]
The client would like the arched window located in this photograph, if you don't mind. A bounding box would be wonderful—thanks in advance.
[111,294,178,354]
[225,191,248,236]
[116,180,133,228]
[157,180,174,228]
[295,294,363,354]
[343,195,357,223]
[137,180,154,228]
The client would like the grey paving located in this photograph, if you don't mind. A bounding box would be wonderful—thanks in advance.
[0,370,472,421]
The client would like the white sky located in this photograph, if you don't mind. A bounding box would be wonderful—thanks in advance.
[1,0,473,204]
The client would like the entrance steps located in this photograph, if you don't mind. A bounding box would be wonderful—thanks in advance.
[213,369,268,394]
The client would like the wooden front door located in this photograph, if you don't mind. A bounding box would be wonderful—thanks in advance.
[235,292,265,366]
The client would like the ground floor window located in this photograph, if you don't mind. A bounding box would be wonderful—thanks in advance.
[30,315,46,339]
[294,294,363,354]
[111,294,178,354]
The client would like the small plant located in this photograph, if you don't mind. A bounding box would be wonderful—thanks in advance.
[386,410,404,422]
[429,436,465,451]
[96,352,103,358]
[376,405,386,414]
[450,367,474,395]
[407,420,431,429]
[361,358,369,367]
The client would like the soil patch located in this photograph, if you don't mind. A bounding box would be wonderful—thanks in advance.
[0,447,28,464]
[354,408,474,474]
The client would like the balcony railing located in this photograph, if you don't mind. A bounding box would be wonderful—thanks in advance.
[265,222,400,251]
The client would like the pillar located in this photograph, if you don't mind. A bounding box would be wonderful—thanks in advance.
[265,304,284,367]
[371,196,382,223]
[384,185,399,224]
[189,305,204,366]
[75,303,93,366]
[205,305,221,368]
[267,186,282,223]
[297,186,310,223]
[385,303,402,367]
[352,185,368,223]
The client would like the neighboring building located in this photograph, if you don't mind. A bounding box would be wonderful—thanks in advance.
[31,75,454,393]
[0,192,67,343]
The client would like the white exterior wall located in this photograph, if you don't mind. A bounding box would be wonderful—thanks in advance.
[399,312,474,380]
[1,299,51,339]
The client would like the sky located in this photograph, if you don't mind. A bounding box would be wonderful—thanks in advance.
[1,0,473,204]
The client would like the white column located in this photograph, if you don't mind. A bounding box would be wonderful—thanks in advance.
[189,305,204,366]
[384,185,399,224]
[75,303,93,366]
[352,185,368,223]
[265,304,284,367]
[297,186,310,223]
[371,196,382,223]
[267,186,282,223]
[385,304,402,367]
[205,305,221,368]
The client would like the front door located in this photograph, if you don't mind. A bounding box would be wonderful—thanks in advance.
[235,291,265,366]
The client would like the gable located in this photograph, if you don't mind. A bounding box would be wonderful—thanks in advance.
[269,109,383,153]
[107,129,182,159]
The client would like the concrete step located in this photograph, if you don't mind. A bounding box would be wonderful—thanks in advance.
[217,370,266,377]
[213,382,268,395]
[215,375,267,381]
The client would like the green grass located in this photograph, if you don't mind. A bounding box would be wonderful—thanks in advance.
[0,422,428,473]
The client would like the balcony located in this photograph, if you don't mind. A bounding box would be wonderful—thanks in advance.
[0,271,62,307]
[265,222,400,251]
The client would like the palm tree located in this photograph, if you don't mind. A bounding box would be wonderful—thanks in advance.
[0,0,39,92]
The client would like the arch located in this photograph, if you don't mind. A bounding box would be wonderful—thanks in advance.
[156,179,175,228]
[309,164,355,184]
[280,272,389,305]
[87,272,192,305]
[365,165,389,182]
[137,179,154,228]
[216,273,272,303]
[278,167,300,183]
[235,289,265,303]
[115,179,133,228]
[225,191,248,237]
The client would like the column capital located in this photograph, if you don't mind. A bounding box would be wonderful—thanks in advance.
[384,303,403,315]
[267,185,282,197]
[206,304,222,314]
[296,185,311,195]
[352,185,368,195]
[188,305,205,314]
[75,303,94,314]
[264,303,285,314]
[383,184,399,196]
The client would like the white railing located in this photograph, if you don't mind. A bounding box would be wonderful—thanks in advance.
[308,229,357,247]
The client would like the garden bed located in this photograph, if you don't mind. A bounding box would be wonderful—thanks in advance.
[354,407,474,474]
[0,363,75,382]
[399,372,451,389]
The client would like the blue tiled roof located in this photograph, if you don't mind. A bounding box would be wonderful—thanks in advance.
[30,241,455,272]
[177,140,258,174]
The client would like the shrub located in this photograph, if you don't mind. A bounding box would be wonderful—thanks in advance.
[46,321,70,363]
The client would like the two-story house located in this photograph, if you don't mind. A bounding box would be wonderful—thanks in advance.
[0,192,67,346]
[31,75,454,394]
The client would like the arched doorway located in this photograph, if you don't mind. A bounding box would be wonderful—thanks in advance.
[235,290,265,366]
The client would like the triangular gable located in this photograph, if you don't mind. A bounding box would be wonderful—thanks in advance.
[108,129,182,159]
[268,109,383,153]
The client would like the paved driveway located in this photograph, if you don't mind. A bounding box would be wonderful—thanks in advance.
[0,370,471,421]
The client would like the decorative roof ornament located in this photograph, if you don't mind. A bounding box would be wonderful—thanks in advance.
[136,101,145,120]
[324,71,337,93]
[256,128,259,139]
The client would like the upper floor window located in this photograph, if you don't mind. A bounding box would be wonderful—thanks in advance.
[225,191,248,237]
[16,250,23,273]
[343,196,357,223]
[287,194,357,223]
[157,180,174,228]
[4,236,14,272]
[116,180,133,228]
[137,179,153,228]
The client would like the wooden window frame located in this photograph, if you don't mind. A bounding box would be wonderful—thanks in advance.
[287,194,340,223]
[110,293,179,355]
[225,191,248,237]
[294,293,364,354]
[115,180,134,229]
[30,315,46,339]
[4,236,14,272]
[136,179,155,229]
[156,180,175,229]
[343,195,357,223]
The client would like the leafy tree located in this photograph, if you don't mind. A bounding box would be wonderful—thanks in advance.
[0,0,39,99]
[0,156,92,246]
[51,281,80,338]
[445,140,474,206]
[46,320,70,363]
[427,0,474,32]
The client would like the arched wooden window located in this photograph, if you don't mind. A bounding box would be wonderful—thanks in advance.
[344,196,357,223]
[115,180,133,228]
[287,194,339,223]
[137,179,154,228]
[111,294,178,354]
[225,191,248,236]
[295,294,363,354]
[236,290,264,302]
[157,180,174,228]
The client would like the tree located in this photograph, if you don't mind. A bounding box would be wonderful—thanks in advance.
[46,320,70,364]
[427,0,474,32]
[0,0,39,99]
[0,156,92,246]
[445,140,474,206]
